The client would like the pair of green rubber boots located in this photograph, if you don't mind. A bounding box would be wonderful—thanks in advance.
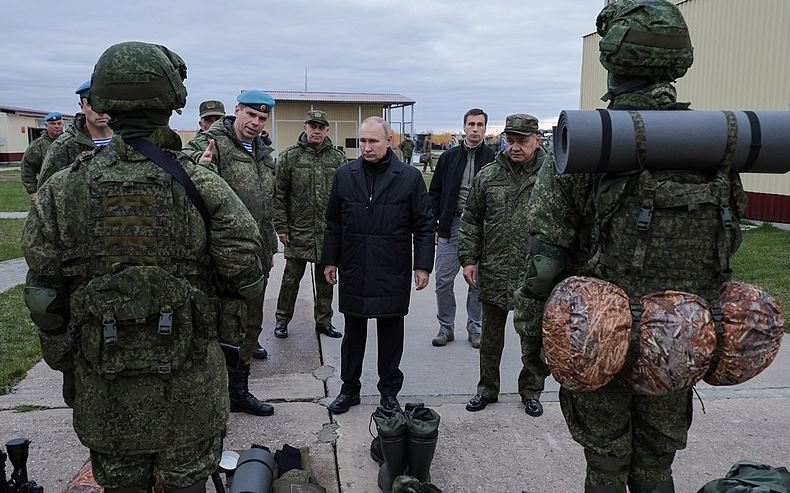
[370,403,441,493]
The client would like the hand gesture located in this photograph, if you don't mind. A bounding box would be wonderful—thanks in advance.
[199,139,216,165]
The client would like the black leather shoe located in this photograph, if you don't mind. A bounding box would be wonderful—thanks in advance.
[525,398,543,417]
[327,393,360,414]
[274,322,288,338]
[465,394,497,412]
[316,324,342,338]
[379,395,401,412]
[252,342,268,359]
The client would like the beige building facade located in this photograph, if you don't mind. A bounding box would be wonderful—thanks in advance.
[581,0,790,221]
[0,106,73,164]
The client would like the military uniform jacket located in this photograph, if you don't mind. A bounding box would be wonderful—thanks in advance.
[458,148,548,310]
[38,114,97,188]
[20,133,56,193]
[273,133,345,262]
[398,139,415,157]
[22,129,263,454]
[186,116,278,272]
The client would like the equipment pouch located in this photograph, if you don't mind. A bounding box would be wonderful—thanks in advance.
[219,297,248,346]
[38,330,76,372]
[70,265,198,377]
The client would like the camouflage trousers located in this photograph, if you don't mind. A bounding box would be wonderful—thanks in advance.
[560,380,692,492]
[91,431,222,489]
[476,302,550,402]
[275,258,333,327]
[240,276,268,365]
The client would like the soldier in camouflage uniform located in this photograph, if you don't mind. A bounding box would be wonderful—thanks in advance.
[20,112,64,196]
[38,80,113,188]
[185,89,278,416]
[398,134,415,164]
[22,41,266,492]
[272,110,345,339]
[196,100,225,134]
[458,114,551,416]
[421,133,433,172]
[521,2,747,491]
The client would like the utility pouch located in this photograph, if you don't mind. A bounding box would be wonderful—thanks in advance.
[218,297,248,346]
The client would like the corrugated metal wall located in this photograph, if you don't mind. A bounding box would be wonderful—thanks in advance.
[580,0,790,210]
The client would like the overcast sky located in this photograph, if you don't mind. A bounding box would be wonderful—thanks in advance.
[1,0,604,133]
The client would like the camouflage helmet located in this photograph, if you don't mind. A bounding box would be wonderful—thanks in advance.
[596,0,694,82]
[90,41,188,113]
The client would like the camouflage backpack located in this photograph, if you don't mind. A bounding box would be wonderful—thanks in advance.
[597,0,694,82]
[66,150,218,377]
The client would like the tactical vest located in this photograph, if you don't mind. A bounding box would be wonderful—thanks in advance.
[63,156,218,378]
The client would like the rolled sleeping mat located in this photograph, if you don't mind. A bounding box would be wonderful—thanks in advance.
[230,447,275,493]
[554,110,790,174]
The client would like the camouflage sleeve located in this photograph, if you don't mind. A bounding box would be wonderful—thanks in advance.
[183,132,219,171]
[20,140,45,193]
[458,173,485,266]
[729,171,749,255]
[260,153,278,256]
[272,151,291,235]
[187,164,263,284]
[526,160,592,249]
[38,137,75,188]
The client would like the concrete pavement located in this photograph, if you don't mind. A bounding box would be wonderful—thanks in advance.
[1,253,788,492]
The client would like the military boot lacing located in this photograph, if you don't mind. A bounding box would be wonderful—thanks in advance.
[228,364,274,416]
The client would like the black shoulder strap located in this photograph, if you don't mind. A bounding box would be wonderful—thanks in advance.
[126,137,211,229]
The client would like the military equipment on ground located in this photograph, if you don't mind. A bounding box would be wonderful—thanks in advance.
[1,438,43,493]
[554,110,790,175]
[228,446,274,493]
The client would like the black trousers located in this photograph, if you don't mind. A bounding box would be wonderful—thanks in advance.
[340,315,404,397]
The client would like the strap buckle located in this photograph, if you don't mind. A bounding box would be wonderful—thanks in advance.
[720,205,733,229]
[158,306,173,336]
[102,315,118,345]
[637,206,653,231]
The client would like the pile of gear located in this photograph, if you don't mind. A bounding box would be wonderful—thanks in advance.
[370,403,442,493]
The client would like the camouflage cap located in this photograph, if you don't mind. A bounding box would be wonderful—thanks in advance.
[199,100,225,118]
[305,109,329,126]
[503,114,539,135]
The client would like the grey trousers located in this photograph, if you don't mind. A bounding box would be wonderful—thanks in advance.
[435,215,481,336]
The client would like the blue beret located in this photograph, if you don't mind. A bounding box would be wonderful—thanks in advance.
[44,112,63,122]
[237,90,275,113]
[75,80,91,98]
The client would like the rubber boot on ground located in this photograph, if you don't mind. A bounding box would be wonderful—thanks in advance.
[404,403,440,484]
[372,407,408,492]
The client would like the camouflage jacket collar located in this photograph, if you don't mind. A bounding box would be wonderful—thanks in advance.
[66,113,95,147]
[497,147,544,176]
[212,116,273,161]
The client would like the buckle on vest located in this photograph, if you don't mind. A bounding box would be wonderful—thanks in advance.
[637,206,653,231]
[720,205,733,229]
[158,306,173,336]
[103,315,118,345]
[158,363,171,375]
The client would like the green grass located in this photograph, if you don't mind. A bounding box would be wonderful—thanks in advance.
[0,170,31,212]
[422,172,432,190]
[731,224,790,327]
[0,285,41,395]
[0,219,25,262]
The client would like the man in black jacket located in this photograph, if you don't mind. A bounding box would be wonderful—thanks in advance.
[322,117,435,414]
[428,108,495,348]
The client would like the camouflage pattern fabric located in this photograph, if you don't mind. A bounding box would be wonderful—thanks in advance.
[560,381,692,490]
[630,290,716,395]
[542,276,631,392]
[185,115,276,364]
[23,129,262,460]
[90,431,222,488]
[511,284,551,400]
[38,113,97,188]
[597,0,694,82]
[275,258,333,326]
[20,133,56,193]
[705,281,785,386]
[458,148,548,310]
[273,132,345,262]
[398,139,415,161]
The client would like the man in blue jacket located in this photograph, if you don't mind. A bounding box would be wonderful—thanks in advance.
[322,117,435,414]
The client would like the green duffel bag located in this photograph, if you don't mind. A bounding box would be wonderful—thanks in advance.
[697,461,790,493]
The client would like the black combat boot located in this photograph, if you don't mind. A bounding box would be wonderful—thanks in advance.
[404,403,440,483]
[228,365,274,416]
